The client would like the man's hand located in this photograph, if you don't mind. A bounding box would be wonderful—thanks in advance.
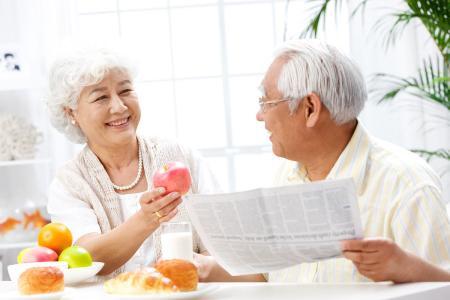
[192,252,266,282]
[193,252,215,281]
[341,238,415,283]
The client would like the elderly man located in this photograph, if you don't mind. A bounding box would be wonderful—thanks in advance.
[195,39,450,283]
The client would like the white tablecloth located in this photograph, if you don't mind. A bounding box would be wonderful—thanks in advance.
[1,281,450,299]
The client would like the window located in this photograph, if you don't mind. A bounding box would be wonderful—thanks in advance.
[72,0,349,191]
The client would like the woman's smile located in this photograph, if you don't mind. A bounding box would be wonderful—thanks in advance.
[106,116,131,129]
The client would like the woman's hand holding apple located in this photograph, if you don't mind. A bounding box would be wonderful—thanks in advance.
[138,187,182,226]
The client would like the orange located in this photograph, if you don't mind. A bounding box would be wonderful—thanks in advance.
[38,223,73,254]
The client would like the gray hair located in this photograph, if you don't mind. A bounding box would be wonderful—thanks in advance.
[46,48,137,143]
[275,39,367,124]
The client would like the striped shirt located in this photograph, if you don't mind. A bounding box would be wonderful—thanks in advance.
[268,122,450,282]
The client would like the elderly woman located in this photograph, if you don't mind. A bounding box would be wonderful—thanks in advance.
[46,49,218,276]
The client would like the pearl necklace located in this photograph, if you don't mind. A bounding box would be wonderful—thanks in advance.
[111,145,143,191]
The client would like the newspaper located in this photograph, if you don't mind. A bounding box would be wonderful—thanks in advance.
[185,178,363,275]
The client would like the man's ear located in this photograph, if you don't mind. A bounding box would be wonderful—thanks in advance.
[303,93,322,128]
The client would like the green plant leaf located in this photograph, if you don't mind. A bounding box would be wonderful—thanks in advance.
[370,56,449,110]
[405,0,449,59]
[301,0,334,38]
[373,0,449,61]
[301,0,449,64]
[412,149,450,161]
[301,0,373,38]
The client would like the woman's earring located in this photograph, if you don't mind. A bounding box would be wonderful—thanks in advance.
[71,119,76,125]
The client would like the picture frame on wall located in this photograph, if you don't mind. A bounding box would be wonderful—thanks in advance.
[0,43,32,90]
[0,46,21,73]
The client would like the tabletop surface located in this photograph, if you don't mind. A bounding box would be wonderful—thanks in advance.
[1,281,450,300]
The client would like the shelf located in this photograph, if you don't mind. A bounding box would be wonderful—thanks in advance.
[0,159,50,167]
[0,242,36,250]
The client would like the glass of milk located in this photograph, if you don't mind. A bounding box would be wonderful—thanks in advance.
[160,222,193,262]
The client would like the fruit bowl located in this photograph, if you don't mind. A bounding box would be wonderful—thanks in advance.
[8,261,68,282]
[63,262,104,284]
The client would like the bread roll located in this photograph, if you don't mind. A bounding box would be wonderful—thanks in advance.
[104,267,179,295]
[18,266,64,295]
[155,259,198,292]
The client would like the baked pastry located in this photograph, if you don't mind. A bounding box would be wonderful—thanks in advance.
[155,259,198,292]
[104,267,179,295]
[18,266,64,295]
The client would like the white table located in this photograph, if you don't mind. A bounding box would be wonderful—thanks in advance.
[1,281,450,299]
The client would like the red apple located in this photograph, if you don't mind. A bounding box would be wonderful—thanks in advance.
[21,246,58,263]
[153,161,192,195]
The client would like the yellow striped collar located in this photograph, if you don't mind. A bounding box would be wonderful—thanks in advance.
[287,122,371,193]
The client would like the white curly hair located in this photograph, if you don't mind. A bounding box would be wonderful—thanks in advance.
[46,48,137,143]
[275,39,367,124]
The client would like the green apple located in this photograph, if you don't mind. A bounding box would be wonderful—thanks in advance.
[58,246,92,268]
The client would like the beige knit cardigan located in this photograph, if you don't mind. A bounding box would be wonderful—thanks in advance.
[55,136,205,277]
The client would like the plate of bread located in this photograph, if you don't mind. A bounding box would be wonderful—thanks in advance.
[8,262,68,283]
[8,261,104,285]
[0,266,74,300]
[104,259,219,299]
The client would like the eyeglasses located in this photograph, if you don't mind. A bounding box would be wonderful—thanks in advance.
[258,97,291,113]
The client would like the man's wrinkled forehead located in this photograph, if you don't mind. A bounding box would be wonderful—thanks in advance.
[259,55,287,98]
